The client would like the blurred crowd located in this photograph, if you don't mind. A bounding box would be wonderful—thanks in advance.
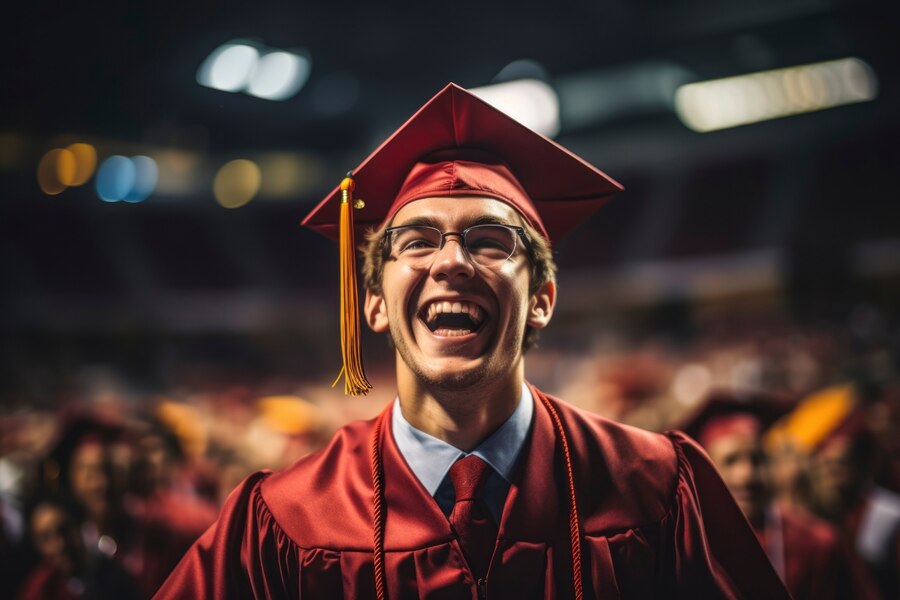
[1,309,899,598]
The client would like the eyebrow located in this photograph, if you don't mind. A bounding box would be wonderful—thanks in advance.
[390,214,520,229]
[390,216,442,229]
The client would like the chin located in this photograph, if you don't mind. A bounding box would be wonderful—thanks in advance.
[407,356,492,392]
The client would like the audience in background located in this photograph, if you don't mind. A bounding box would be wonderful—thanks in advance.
[0,316,897,597]
[681,391,856,599]
[18,495,138,600]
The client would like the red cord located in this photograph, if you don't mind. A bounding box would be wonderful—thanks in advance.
[371,409,387,600]
[539,393,584,600]
[370,395,583,600]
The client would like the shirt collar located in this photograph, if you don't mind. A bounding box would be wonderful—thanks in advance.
[392,383,534,496]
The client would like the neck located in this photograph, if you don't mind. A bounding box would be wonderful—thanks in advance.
[396,361,525,452]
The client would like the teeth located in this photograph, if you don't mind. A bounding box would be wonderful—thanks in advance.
[424,300,483,324]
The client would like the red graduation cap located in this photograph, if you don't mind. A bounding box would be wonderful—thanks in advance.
[679,389,794,449]
[302,82,623,395]
[303,82,622,243]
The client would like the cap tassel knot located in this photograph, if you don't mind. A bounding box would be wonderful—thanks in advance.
[332,173,372,396]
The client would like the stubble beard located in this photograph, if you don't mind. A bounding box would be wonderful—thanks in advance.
[390,319,524,393]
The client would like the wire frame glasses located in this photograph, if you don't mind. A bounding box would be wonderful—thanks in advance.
[383,223,529,269]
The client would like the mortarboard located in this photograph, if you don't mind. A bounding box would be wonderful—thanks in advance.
[678,389,793,449]
[301,82,623,395]
[764,384,864,454]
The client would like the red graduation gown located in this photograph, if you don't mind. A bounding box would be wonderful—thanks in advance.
[758,504,852,600]
[154,386,788,598]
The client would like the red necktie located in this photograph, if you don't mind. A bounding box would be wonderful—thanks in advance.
[448,455,498,579]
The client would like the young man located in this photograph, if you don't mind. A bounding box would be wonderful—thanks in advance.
[155,84,788,598]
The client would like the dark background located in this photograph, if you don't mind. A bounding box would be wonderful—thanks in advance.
[1,0,898,412]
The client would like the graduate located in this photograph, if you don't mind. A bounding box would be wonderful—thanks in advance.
[155,83,789,599]
[682,390,854,600]
[775,385,900,599]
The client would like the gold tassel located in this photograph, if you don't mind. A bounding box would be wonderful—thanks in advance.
[332,173,372,396]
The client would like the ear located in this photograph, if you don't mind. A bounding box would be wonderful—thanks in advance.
[527,280,556,329]
[364,289,390,333]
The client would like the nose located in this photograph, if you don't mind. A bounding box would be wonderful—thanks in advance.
[430,235,475,280]
[733,458,762,487]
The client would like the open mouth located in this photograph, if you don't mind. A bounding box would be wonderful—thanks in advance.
[420,300,485,336]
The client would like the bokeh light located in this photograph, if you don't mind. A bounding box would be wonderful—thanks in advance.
[96,155,136,202]
[258,152,325,199]
[471,78,561,137]
[198,40,311,101]
[123,155,158,203]
[198,42,259,92]
[154,149,202,196]
[37,148,75,195]
[675,57,878,132]
[247,50,310,101]
[65,142,97,186]
[213,159,261,208]
[671,364,713,406]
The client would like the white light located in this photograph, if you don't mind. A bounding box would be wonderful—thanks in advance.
[675,57,878,132]
[671,364,712,406]
[247,51,310,100]
[471,78,561,138]
[197,43,260,92]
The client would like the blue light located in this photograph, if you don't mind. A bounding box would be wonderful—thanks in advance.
[96,155,135,202]
[124,155,158,203]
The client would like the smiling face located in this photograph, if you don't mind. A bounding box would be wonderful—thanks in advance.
[364,196,555,394]
[69,440,111,520]
[706,431,770,526]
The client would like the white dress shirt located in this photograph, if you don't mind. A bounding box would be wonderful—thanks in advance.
[392,383,534,521]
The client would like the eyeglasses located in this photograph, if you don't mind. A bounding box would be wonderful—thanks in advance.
[383,223,529,269]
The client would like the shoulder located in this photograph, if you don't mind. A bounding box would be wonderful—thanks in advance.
[537,391,681,527]
[778,504,842,563]
[780,504,838,544]
[547,393,677,466]
[262,419,374,494]
[17,563,63,600]
[256,415,378,549]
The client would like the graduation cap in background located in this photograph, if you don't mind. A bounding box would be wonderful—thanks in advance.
[301,83,623,396]
[764,384,866,454]
[679,389,794,449]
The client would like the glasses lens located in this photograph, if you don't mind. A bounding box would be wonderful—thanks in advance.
[389,226,443,266]
[463,225,517,267]
[387,224,518,269]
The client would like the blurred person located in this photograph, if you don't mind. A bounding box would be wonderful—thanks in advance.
[865,384,900,494]
[766,430,817,516]
[39,414,134,565]
[810,412,900,599]
[683,390,854,599]
[156,84,788,598]
[1,417,28,592]
[18,495,138,600]
[125,420,218,596]
[41,412,212,599]
[1,485,30,593]
[774,384,900,598]
[210,449,253,508]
